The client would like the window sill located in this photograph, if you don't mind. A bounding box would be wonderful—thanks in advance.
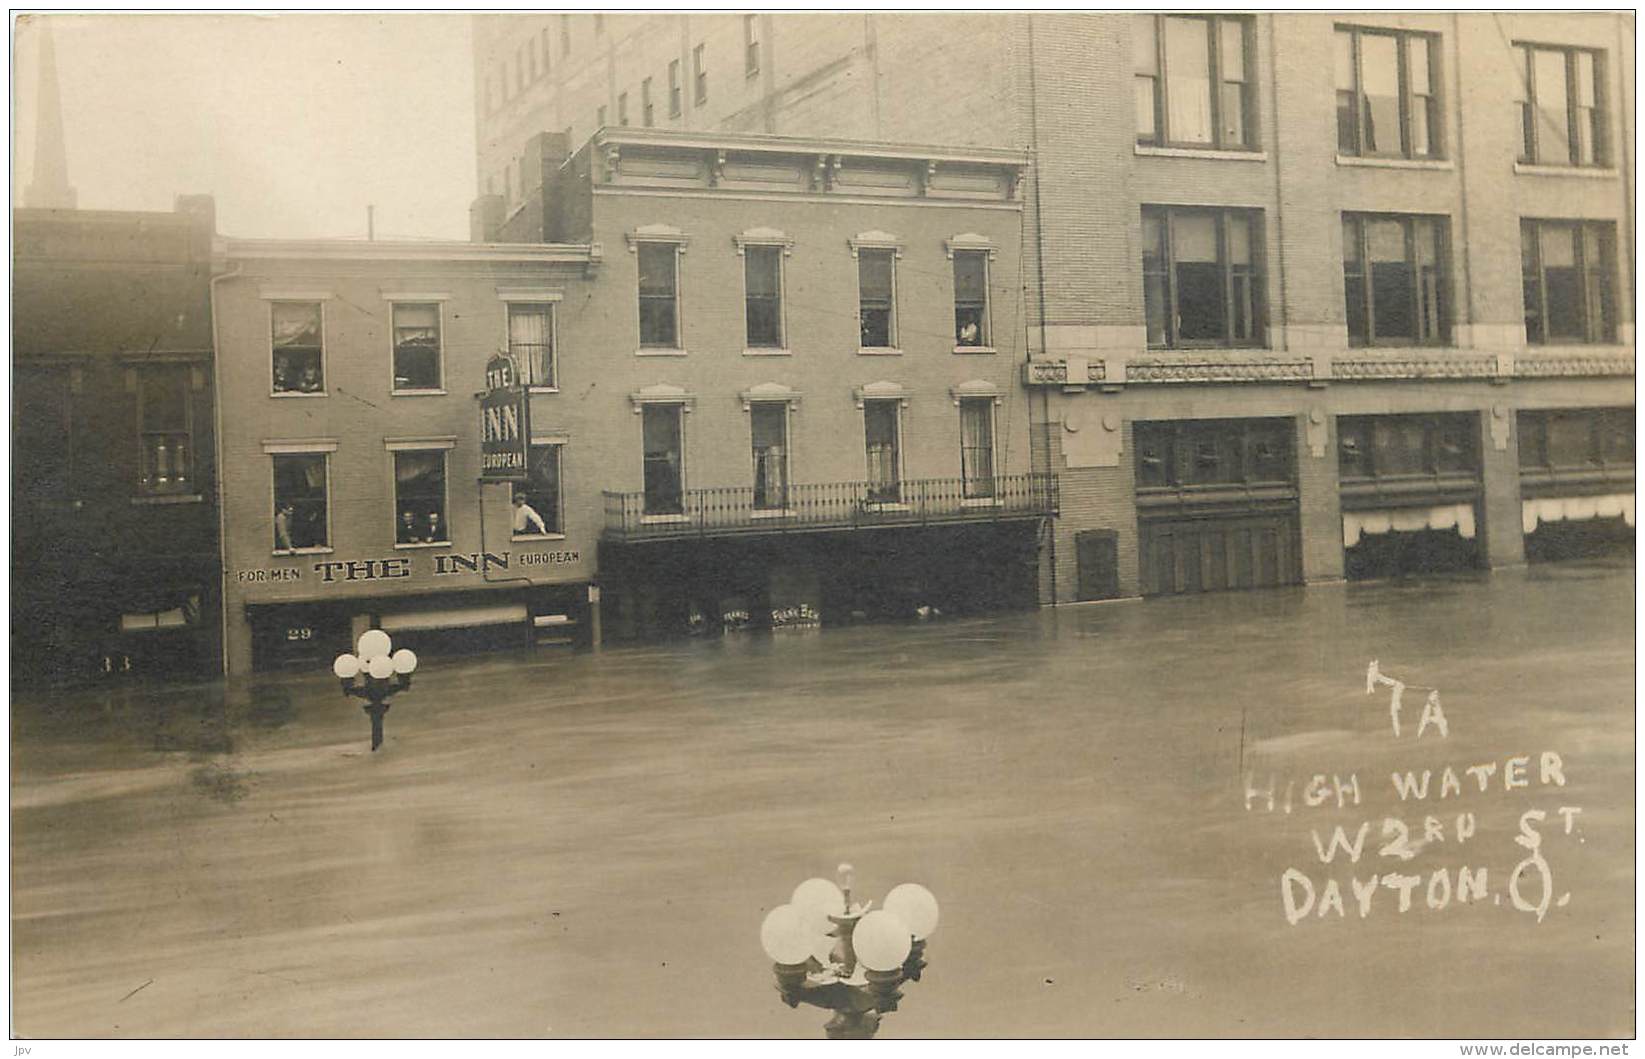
[954,345,997,355]
[858,347,903,356]
[512,532,567,542]
[640,513,691,524]
[635,348,689,357]
[1135,144,1267,163]
[272,390,328,398]
[750,508,798,519]
[394,540,452,550]
[528,386,561,394]
[274,546,334,557]
[132,494,204,506]
[1335,154,1454,172]
[391,388,449,397]
[743,347,792,357]
[1513,163,1618,180]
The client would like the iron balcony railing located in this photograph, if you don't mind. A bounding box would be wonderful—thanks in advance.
[603,473,1059,542]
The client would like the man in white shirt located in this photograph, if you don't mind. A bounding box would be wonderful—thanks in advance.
[513,493,549,536]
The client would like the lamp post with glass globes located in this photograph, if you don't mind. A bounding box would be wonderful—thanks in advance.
[331,629,417,751]
[759,863,940,1039]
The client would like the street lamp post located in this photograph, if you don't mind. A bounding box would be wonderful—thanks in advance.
[332,629,417,751]
[760,864,940,1039]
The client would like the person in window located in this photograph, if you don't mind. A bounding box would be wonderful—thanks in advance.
[512,493,549,536]
[425,510,446,543]
[297,364,322,393]
[957,320,981,346]
[399,509,422,544]
[273,355,294,393]
[274,502,296,552]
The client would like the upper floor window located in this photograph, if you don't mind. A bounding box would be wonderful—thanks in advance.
[668,59,683,117]
[693,43,708,104]
[513,442,563,537]
[271,301,324,394]
[560,14,571,57]
[744,244,784,349]
[618,91,630,126]
[1521,219,1616,345]
[393,449,450,545]
[745,15,760,77]
[594,13,604,35]
[857,249,898,349]
[541,28,552,75]
[642,403,685,516]
[864,399,902,504]
[952,250,991,349]
[1342,213,1450,347]
[137,364,194,497]
[391,302,442,392]
[1515,44,1606,167]
[959,398,997,499]
[597,104,607,129]
[1335,26,1441,159]
[750,402,789,511]
[1142,206,1264,349]
[508,302,557,388]
[637,243,681,348]
[515,47,525,93]
[1135,14,1254,150]
[642,78,655,127]
[528,42,538,81]
[273,452,329,553]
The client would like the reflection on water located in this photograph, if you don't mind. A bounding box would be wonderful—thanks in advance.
[10,559,1636,1038]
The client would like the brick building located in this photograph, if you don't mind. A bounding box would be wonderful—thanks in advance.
[474,12,1634,603]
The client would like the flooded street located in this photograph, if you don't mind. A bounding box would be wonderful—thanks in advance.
[11,560,1635,1039]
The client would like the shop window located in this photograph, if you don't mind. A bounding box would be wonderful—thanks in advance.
[271,301,323,394]
[750,403,789,511]
[1142,206,1264,348]
[1337,414,1477,480]
[745,15,760,77]
[668,60,682,117]
[137,365,193,497]
[744,245,784,348]
[637,243,681,348]
[642,404,685,516]
[1342,213,1450,346]
[1520,409,1636,470]
[508,302,556,388]
[391,302,442,391]
[858,249,897,349]
[394,450,449,545]
[1135,418,1295,489]
[864,399,901,503]
[960,398,996,499]
[1522,220,1616,345]
[693,43,708,104]
[1135,14,1254,149]
[273,453,329,552]
[1335,27,1442,158]
[953,250,990,348]
[513,443,562,537]
[1514,44,1606,166]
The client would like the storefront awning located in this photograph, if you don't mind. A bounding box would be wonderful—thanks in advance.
[380,603,529,633]
[1522,493,1636,535]
[1344,503,1476,549]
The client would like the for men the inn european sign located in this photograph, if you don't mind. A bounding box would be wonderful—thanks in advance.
[479,352,530,481]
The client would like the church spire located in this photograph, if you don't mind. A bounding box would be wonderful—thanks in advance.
[25,18,77,209]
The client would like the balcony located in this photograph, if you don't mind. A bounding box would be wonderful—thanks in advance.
[602,473,1058,543]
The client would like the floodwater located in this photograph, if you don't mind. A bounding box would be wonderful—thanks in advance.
[11,559,1636,1039]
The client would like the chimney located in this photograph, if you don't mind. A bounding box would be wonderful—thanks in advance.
[24,18,78,209]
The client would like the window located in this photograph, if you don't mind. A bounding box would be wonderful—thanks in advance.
[1337,413,1476,480]
[960,398,996,499]
[1142,206,1264,348]
[1515,44,1606,166]
[394,450,449,544]
[13,367,75,501]
[642,404,685,515]
[618,91,629,126]
[864,400,901,503]
[1519,409,1634,470]
[528,42,538,81]
[668,60,682,116]
[273,453,328,552]
[515,47,525,93]
[541,28,552,75]
[1135,418,1295,489]
[693,43,708,104]
[1341,214,1450,346]
[1135,14,1254,149]
[137,365,193,496]
[560,14,571,56]
[1521,220,1616,345]
[637,243,681,348]
[642,78,655,127]
[1335,27,1441,158]
[391,302,442,391]
[508,302,556,388]
[271,301,323,393]
[594,13,604,34]
[745,15,760,76]
[744,245,784,348]
[858,249,897,349]
[504,166,513,206]
[750,403,788,510]
[953,250,990,348]
[513,443,562,537]
[597,104,607,129]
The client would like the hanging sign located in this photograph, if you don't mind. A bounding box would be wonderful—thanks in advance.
[480,353,530,482]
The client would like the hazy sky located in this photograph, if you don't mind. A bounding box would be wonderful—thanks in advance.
[13,13,477,240]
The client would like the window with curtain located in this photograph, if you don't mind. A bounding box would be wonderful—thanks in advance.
[750,403,788,511]
[642,404,684,515]
[1342,213,1450,346]
[1335,26,1442,159]
[392,302,441,391]
[513,443,562,536]
[960,398,996,499]
[138,365,193,496]
[744,245,783,348]
[1521,219,1616,345]
[273,453,328,551]
[953,250,990,347]
[638,243,681,348]
[394,450,449,543]
[271,301,323,393]
[1515,43,1606,166]
[508,303,555,387]
[1135,14,1254,150]
[1142,206,1264,348]
[864,400,901,503]
[858,249,896,348]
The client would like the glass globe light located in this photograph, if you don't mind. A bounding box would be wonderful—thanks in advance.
[759,904,814,966]
[791,876,845,920]
[883,882,940,940]
[332,654,360,680]
[391,648,418,675]
[357,629,392,661]
[366,654,395,680]
[851,909,912,972]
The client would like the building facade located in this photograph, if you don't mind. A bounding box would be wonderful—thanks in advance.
[474,12,1635,605]
[12,198,223,684]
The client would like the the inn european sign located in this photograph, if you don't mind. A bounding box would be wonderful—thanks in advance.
[479,353,530,482]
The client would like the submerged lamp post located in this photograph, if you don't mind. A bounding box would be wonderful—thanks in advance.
[332,629,417,751]
[760,864,940,1039]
